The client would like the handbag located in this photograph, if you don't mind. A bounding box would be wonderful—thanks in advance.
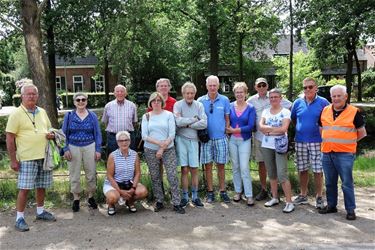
[136,112,150,152]
[117,180,133,190]
[197,129,209,143]
[274,134,288,154]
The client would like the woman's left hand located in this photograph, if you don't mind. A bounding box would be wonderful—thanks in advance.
[226,126,234,134]
[156,148,164,159]
[95,152,101,161]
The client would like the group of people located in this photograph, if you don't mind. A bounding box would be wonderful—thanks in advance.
[6,75,366,232]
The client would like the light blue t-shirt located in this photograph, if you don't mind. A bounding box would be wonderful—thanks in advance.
[198,93,230,139]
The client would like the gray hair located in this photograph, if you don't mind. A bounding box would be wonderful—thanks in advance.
[330,85,347,95]
[116,131,130,141]
[147,92,166,109]
[303,77,317,85]
[155,78,171,89]
[114,84,126,92]
[269,88,282,96]
[206,75,219,85]
[181,82,197,94]
[233,82,248,93]
[73,92,88,100]
[20,82,38,95]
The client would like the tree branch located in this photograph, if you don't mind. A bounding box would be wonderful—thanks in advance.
[0,15,22,33]
[37,0,49,20]
[179,8,201,25]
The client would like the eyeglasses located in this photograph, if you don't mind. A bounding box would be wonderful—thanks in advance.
[303,85,315,90]
[152,99,162,103]
[75,98,87,102]
[209,103,214,113]
[23,93,38,97]
[117,139,130,143]
[257,83,267,88]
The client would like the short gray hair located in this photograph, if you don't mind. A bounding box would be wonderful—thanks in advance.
[73,92,88,100]
[233,82,248,93]
[21,82,38,95]
[303,77,317,85]
[114,84,126,92]
[181,82,197,94]
[155,78,171,89]
[206,75,219,85]
[269,88,282,96]
[330,85,347,95]
[116,131,130,141]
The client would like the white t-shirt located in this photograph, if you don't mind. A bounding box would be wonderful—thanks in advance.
[261,108,291,149]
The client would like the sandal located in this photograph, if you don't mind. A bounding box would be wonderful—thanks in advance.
[107,206,116,216]
[128,204,137,213]
[233,193,241,202]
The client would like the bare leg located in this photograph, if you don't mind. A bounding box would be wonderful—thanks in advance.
[16,189,29,212]
[259,162,267,190]
[299,170,309,196]
[217,163,226,191]
[205,163,213,191]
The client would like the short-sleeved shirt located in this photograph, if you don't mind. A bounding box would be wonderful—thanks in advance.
[198,93,230,139]
[6,104,51,161]
[247,93,292,142]
[147,95,176,112]
[260,108,291,150]
[291,95,329,143]
[102,99,137,133]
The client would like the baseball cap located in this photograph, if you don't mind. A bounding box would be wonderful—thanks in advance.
[255,78,268,85]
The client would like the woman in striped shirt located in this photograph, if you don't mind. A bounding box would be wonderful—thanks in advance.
[103,131,148,216]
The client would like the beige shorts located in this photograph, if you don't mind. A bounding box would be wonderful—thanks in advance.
[253,139,264,162]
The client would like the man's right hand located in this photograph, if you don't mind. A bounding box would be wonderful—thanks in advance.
[64,150,72,161]
[10,160,20,172]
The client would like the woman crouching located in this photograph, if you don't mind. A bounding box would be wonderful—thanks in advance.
[103,131,148,215]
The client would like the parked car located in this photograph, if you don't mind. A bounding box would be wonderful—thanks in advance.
[318,85,332,103]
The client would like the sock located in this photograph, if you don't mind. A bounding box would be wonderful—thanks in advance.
[191,187,198,200]
[182,190,189,200]
[37,206,44,215]
[16,211,24,221]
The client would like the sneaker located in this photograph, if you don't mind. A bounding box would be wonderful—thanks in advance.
[107,206,116,216]
[293,194,308,205]
[220,191,231,203]
[72,200,80,212]
[36,211,56,221]
[318,206,338,214]
[173,205,186,214]
[154,202,165,212]
[346,211,356,220]
[255,189,269,201]
[264,198,279,207]
[283,202,295,213]
[88,197,98,209]
[206,191,215,203]
[247,197,255,207]
[192,198,204,207]
[233,193,241,202]
[315,197,325,209]
[15,217,29,232]
[180,198,189,208]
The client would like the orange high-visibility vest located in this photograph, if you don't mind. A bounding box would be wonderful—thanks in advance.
[321,104,358,153]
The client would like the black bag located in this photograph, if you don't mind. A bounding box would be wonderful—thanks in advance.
[117,180,133,190]
[197,129,209,143]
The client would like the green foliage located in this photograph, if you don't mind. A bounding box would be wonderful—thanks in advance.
[362,69,375,98]
[272,51,322,96]
[326,78,345,86]
[0,116,7,145]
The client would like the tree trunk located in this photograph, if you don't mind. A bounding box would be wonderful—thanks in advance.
[20,0,58,127]
[238,33,244,81]
[208,23,219,76]
[345,41,355,103]
[353,49,362,102]
[104,51,110,103]
[288,0,294,101]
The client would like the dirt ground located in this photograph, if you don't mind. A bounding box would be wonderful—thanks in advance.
[0,187,374,250]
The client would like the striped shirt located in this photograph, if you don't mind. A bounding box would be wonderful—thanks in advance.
[102,99,137,133]
[105,149,136,185]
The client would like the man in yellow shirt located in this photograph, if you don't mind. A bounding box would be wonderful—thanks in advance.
[6,82,56,232]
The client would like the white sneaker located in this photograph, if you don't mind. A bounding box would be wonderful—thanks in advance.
[264,198,279,207]
[283,202,295,213]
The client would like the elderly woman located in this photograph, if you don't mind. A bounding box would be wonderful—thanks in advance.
[142,92,185,214]
[174,82,207,208]
[259,88,294,213]
[226,82,256,206]
[62,92,102,212]
[103,131,148,216]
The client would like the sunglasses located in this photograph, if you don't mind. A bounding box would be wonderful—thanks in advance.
[257,83,267,88]
[117,139,130,143]
[209,103,214,113]
[303,85,315,90]
[152,99,162,103]
[75,98,87,102]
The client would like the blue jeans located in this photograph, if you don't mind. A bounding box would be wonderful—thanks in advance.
[229,137,253,198]
[322,152,356,212]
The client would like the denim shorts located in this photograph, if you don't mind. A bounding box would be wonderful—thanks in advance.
[175,136,199,168]
[18,159,53,189]
[200,137,229,165]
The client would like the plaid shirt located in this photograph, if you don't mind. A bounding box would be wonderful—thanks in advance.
[102,99,137,133]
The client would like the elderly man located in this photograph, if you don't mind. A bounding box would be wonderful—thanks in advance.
[102,84,137,155]
[6,83,56,232]
[247,78,291,201]
[198,75,231,203]
[291,77,329,209]
[319,85,366,220]
[148,78,176,112]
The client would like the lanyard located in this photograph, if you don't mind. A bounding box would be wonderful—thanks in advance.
[21,106,38,133]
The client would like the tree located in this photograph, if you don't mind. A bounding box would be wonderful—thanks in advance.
[295,0,375,102]
[20,0,58,127]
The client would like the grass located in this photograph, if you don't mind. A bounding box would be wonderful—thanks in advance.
[0,154,374,210]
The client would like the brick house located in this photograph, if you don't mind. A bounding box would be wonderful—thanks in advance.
[55,56,118,93]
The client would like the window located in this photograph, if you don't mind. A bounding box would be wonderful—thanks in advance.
[73,75,84,92]
[56,76,62,90]
[94,75,105,92]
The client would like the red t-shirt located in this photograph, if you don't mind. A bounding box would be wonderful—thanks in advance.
[147,96,176,112]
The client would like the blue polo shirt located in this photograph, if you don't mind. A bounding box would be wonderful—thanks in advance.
[198,93,230,139]
[291,95,329,143]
